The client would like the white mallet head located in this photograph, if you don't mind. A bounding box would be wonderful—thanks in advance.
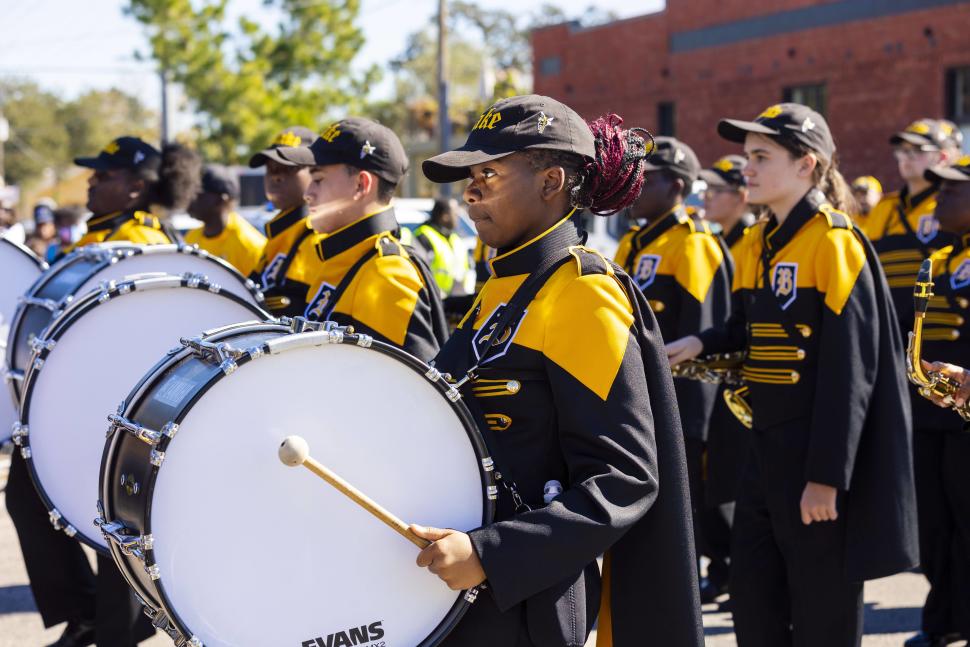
[278,435,310,466]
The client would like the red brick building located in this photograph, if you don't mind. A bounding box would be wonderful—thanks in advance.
[532,0,970,186]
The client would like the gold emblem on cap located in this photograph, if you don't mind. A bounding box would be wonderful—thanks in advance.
[103,140,121,154]
[758,105,783,120]
[320,123,342,143]
[273,132,302,147]
[537,111,554,134]
[958,155,970,167]
[907,121,931,135]
[713,158,734,172]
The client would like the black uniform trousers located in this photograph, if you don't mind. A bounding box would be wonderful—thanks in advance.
[913,427,970,638]
[5,451,154,646]
[685,438,733,591]
[730,418,863,647]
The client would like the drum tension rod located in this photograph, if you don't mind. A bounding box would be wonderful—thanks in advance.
[107,413,178,449]
[179,336,252,374]
[93,517,153,561]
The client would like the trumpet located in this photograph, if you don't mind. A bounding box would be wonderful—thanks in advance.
[671,351,753,429]
[906,258,970,421]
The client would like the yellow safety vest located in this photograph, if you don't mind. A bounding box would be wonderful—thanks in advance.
[414,223,468,295]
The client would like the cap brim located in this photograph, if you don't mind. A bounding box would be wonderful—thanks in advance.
[74,156,111,170]
[890,132,938,149]
[925,167,970,183]
[422,147,514,183]
[698,169,730,187]
[248,148,302,168]
[717,119,780,144]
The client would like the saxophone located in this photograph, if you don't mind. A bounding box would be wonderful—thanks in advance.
[906,258,970,421]
[671,351,753,429]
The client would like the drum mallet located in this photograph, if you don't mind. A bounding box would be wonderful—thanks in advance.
[278,435,430,549]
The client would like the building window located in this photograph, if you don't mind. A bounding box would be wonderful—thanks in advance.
[658,102,676,137]
[947,66,970,124]
[539,56,561,77]
[783,83,827,116]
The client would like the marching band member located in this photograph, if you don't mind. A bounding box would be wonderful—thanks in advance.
[863,120,963,647]
[849,176,882,226]
[247,126,318,315]
[696,153,759,601]
[6,135,202,647]
[903,155,970,647]
[613,135,732,602]
[276,117,447,361]
[414,94,703,647]
[666,103,918,647]
[185,164,266,277]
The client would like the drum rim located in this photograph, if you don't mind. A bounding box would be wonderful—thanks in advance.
[5,243,265,402]
[101,319,495,647]
[18,273,269,552]
[0,236,48,270]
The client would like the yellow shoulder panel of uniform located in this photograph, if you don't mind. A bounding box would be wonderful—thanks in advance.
[929,246,953,278]
[543,265,634,401]
[860,194,899,242]
[613,227,639,268]
[343,252,424,346]
[114,219,170,245]
[815,226,867,315]
[674,230,725,303]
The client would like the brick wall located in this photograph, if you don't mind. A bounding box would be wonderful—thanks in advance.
[533,2,970,188]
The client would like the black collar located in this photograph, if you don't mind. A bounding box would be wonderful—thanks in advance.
[900,185,936,212]
[723,212,756,248]
[315,207,399,261]
[489,211,584,278]
[631,207,688,256]
[265,203,309,239]
[86,210,133,233]
[763,189,825,256]
[954,233,970,253]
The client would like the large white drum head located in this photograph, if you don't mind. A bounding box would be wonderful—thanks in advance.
[151,344,484,646]
[0,241,44,441]
[76,250,258,305]
[27,287,260,548]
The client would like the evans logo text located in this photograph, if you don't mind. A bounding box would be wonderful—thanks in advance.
[302,621,384,647]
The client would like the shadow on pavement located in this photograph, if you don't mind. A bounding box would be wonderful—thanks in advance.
[0,584,37,615]
[863,601,921,635]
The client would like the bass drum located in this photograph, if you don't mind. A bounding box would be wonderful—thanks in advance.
[98,318,495,647]
[15,273,268,549]
[5,243,264,404]
[0,239,46,443]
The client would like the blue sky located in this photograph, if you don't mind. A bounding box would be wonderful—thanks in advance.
[0,0,660,130]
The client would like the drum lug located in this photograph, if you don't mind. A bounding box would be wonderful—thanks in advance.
[464,586,482,603]
[4,368,24,384]
[180,336,248,374]
[10,422,27,446]
[30,336,56,354]
[95,518,153,561]
[150,450,166,467]
[18,295,60,311]
[355,333,373,348]
[425,366,463,402]
[144,606,199,646]
[107,413,178,448]
[32,356,45,372]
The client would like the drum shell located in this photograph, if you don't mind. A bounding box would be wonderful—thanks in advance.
[98,320,495,647]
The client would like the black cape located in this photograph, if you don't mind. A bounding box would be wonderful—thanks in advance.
[843,226,919,581]
[607,265,705,646]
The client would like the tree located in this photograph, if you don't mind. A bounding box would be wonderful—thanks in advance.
[61,89,157,163]
[1,81,69,188]
[126,0,380,164]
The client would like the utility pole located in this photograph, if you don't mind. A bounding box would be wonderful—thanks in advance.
[159,68,170,144]
[0,85,7,186]
[437,0,451,197]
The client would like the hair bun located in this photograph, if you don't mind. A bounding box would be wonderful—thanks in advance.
[577,114,652,216]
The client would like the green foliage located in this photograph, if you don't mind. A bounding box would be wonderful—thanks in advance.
[1,81,156,188]
[126,0,380,163]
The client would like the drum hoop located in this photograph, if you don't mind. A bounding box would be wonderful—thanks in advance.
[0,237,48,270]
[19,274,269,552]
[103,320,494,647]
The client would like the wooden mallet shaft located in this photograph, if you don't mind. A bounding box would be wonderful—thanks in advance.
[278,435,430,549]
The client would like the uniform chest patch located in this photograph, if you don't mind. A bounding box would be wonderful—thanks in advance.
[305,283,337,321]
[261,252,287,289]
[633,253,662,290]
[951,259,970,291]
[772,262,798,310]
[472,303,527,364]
[916,214,939,244]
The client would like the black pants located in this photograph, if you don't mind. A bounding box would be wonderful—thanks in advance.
[730,419,863,647]
[5,450,154,646]
[913,428,970,637]
[685,438,734,590]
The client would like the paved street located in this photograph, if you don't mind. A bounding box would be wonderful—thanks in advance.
[0,448,956,647]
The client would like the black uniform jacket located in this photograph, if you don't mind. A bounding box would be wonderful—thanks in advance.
[615,207,732,442]
[698,189,918,581]
[920,236,970,430]
[303,206,448,362]
[434,214,703,647]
